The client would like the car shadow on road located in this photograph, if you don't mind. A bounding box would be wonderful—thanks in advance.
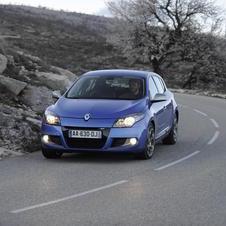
[53,152,139,164]
[42,142,185,164]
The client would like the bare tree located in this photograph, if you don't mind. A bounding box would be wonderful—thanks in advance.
[107,0,221,76]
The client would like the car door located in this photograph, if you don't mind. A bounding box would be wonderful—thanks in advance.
[149,76,166,138]
[152,75,173,132]
[159,77,174,128]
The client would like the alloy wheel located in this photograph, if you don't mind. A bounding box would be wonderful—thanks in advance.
[146,126,155,158]
[173,118,178,142]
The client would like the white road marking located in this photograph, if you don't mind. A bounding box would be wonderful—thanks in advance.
[210,118,219,129]
[11,180,128,214]
[207,131,220,145]
[154,151,200,171]
[193,109,208,117]
[192,109,220,144]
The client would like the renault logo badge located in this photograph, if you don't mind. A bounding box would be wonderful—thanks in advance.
[84,113,91,121]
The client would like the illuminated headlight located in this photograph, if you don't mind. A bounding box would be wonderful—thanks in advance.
[129,138,137,146]
[113,113,144,128]
[42,135,50,143]
[44,110,60,125]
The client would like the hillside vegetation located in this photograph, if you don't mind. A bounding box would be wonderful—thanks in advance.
[0,5,131,74]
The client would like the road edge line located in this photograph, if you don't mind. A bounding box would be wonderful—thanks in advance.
[11,180,128,214]
[154,151,200,171]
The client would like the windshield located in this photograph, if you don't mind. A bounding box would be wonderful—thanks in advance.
[66,76,145,100]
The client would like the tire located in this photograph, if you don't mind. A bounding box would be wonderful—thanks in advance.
[42,148,63,159]
[137,124,155,160]
[162,116,178,145]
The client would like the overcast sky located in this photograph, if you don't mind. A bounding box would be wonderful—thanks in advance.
[0,0,108,15]
[0,0,225,15]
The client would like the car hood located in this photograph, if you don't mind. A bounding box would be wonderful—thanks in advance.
[51,97,147,119]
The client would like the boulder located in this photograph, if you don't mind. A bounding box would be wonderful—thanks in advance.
[26,117,42,130]
[0,54,7,74]
[0,74,27,96]
[50,66,77,81]
[34,72,72,92]
[20,85,54,114]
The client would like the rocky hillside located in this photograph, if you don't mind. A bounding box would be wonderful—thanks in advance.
[0,49,77,157]
[0,4,130,74]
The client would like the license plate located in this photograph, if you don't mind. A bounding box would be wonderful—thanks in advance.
[68,130,102,139]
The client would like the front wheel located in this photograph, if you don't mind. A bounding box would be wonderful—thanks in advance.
[138,124,155,160]
[162,116,178,145]
[42,148,63,159]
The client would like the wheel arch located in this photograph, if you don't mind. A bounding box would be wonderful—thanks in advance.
[148,117,156,133]
[175,108,179,122]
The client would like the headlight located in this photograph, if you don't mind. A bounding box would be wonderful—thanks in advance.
[113,113,144,128]
[44,110,60,125]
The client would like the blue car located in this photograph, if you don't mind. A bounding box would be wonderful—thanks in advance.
[41,70,178,160]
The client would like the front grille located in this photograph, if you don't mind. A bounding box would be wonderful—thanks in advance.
[62,127,110,149]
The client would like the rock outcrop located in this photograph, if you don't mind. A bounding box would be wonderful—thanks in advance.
[0,74,27,96]
[50,66,77,81]
[0,50,77,155]
[34,72,72,92]
[20,85,54,114]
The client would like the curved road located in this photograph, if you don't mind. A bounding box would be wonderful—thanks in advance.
[0,93,226,226]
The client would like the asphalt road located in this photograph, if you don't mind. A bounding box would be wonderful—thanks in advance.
[0,93,226,226]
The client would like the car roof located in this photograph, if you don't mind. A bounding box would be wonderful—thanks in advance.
[83,69,152,78]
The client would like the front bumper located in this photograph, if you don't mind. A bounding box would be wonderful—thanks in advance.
[41,118,147,153]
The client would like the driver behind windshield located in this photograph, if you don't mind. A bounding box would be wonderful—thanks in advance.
[119,78,143,99]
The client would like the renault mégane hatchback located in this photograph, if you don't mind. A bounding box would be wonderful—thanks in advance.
[41,70,178,160]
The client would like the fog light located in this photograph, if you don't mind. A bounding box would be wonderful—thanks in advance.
[129,138,137,146]
[42,135,49,143]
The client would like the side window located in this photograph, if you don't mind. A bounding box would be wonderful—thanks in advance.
[159,78,167,92]
[149,77,158,98]
[153,76,165,94]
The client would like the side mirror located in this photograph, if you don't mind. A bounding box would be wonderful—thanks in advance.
[52,90,61,100]
[152,93,167,103]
